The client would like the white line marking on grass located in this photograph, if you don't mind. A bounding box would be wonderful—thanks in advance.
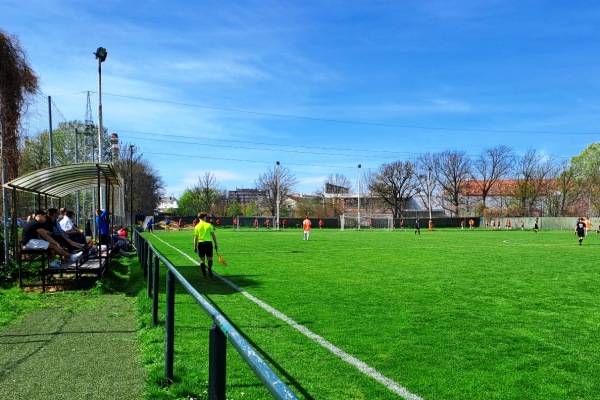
[152,235,424,400]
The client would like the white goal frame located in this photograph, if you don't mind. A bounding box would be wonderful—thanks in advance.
[340,213,393,231]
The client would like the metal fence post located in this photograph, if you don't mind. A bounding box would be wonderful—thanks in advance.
[152,255,159,326]
[209,323,227,400]
[144,241,150,278]
[140,239,146,272]
[147,250,153,298]
[165,269,175,382]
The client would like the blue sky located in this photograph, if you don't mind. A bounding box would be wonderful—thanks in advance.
[4,1,600,196]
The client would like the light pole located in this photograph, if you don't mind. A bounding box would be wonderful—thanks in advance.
[94,47,107,164]
[276,161,280,230]
[427,167,432,221]
[129,145,135,239]
[357,164,361,229]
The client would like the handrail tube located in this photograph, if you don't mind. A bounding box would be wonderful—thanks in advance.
[144,238,299,400]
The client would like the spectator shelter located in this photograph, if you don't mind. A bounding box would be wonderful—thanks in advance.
[3,162,124,290]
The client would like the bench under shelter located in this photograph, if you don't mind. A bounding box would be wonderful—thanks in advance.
[3,162,125,291]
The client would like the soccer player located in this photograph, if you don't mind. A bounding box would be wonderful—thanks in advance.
[400,219,405,230]
[193,212,219,277]
[254,218,259,231]
[265,219,270,229]
[178,218,183,230]
[146,218,154,234]
[164,217,171,233]
[534,218,539,233]
[428,219,433,232]
[414,218,420,235]
[520,220,525,230]
[460,220,464,230]
[469,218,475,230]
[575,217,586,245]
[303,216,311,240]
[319,219,324,229]
[585,217,591,236]
[282,219,287,229]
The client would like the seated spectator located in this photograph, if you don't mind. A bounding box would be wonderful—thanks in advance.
[44,208,86,252]
[22,210,83,268]
[59,210,86,244]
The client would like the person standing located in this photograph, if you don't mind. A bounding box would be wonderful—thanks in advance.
[428,219,433,232]
[534,218,539,234]
[319,219,324,230]
[575,217,586,245]
[164,217,171,232]
[303,216,311,240]
[178,218,184,230]
[254,218,259,231]
[415,218,421,235]
[146,218,154,234]
[469,218,475,230]
[96,209,109,244]
[193,212,218,278]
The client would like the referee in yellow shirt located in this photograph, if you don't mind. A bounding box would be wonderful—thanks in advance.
[193,212,218,277]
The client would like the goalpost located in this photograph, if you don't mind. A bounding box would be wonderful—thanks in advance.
[340,213,393,231]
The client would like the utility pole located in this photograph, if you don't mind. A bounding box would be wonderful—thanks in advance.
[357,164,361,229]
[276,161,280,230]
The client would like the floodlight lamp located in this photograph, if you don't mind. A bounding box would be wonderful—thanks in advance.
[95,47,108,62]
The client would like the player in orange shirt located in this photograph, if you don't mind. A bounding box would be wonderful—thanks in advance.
[469,218,475,230]
[303,217,312,240]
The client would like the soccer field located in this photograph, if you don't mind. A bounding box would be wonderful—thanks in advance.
[141,227,600,400]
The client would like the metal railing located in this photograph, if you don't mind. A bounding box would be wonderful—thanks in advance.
[134,230,299,400]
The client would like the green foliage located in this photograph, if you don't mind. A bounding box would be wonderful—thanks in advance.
[571,142,600,179]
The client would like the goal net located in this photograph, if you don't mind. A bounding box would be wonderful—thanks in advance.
[340,213,393,231]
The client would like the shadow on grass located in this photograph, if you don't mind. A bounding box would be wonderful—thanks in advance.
[204,298,315,400]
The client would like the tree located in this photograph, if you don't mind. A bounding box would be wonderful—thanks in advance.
[471,145,514,209]
[547,160,579,217]
[414,153,438,216]
[433,150,471,216]
[0,30,38,184]
[112,145,164,217]
[255,165,298,216]
[183,172,226,216]
[323,173,352,217]
[570,142,600,216]
[513,149,557,216]
[368,161,418,218]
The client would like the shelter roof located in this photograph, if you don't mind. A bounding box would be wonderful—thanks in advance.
[2,163,122,199]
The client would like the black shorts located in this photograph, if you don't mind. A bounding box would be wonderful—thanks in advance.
[197,241,213,258]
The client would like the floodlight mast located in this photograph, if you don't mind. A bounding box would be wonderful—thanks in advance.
[357,164,361,230]
[94,47,107,208]
[276,161,280,230]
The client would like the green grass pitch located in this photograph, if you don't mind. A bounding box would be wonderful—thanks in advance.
[140,227,600,400]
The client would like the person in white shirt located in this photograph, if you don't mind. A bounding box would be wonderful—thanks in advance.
[59,210,86,244]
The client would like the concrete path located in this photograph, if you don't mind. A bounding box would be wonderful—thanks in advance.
[0,295,145,400]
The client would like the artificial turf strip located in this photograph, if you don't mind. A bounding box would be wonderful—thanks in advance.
[0,294,145,400]
[141,227,600,399]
